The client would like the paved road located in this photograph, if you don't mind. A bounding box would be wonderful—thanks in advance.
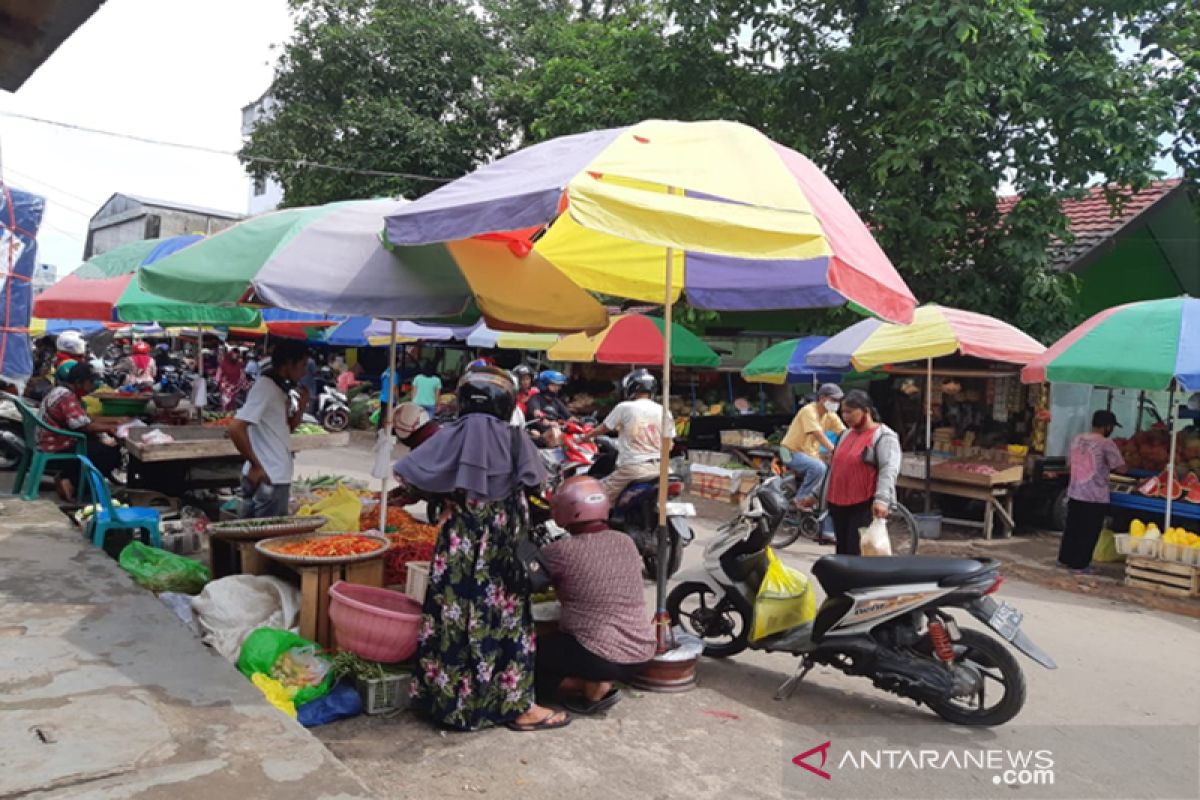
[303,443,1200,799]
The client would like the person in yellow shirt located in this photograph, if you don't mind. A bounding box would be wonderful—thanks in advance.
[780,383,846,508]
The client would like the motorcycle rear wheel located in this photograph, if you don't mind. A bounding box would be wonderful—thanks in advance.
[925,628,1026,726]
[666,581,749,658]
[321,407,350,432]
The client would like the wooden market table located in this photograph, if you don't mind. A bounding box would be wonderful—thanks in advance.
[123,426,350,495]
[897,474,1020,539]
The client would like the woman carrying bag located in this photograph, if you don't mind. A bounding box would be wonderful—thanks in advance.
[821,390,902,556]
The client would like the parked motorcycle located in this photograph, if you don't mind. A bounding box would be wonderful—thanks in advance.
[0,394,27,471]
[590,436,694,578]
[667,476,1055,726]
[313,383,350,432]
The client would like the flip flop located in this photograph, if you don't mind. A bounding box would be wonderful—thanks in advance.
[506,709,572,732]
[563,688,621,715]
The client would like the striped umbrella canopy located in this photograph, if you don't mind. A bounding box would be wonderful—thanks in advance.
[548,314,719,367]
[384,120,916,323]
[807,304,1045,371]
[140,199,607,334]
[741,336,843,385]
[33,236,261,326]
[323,317,465,347]
[465,322,560,352]
[1022,297,1200,391]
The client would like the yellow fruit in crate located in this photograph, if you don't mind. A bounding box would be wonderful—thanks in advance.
[1130,519,1146,538]
[1144,524,1162,541]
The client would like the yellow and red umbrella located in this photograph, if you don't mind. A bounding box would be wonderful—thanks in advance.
[548,314,719,367]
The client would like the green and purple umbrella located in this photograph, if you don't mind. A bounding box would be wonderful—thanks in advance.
[1021,297,1200,391]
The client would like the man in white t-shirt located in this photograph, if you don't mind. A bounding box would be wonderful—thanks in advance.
[228,340,310,518]
[586,369,673,503]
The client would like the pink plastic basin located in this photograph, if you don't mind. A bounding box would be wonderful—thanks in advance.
[327,581,422,663]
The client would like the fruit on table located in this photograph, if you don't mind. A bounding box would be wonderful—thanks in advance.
[1163,527,1200,547]
[1143,524,1162,541]
[1130,519,1146,538]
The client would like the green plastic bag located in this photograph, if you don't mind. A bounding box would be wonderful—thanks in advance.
[118,541,211,594]
[237,628,334,706]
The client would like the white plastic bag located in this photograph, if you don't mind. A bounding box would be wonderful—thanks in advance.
[191,575,302,662]
[859,517,893,557]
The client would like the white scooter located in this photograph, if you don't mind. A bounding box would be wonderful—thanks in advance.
[667,476,1055,726]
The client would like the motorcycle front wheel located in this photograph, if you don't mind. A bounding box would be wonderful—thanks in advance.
[666,581,749,658]
[321,407,350,432]
[925,628,1027,726]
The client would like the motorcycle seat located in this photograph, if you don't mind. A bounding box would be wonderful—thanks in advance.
[812,555,996,596]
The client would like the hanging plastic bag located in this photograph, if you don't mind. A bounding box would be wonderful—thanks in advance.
[751,548,817,641]
[371,429,394,481]
[118,541,211,594]
[859,517,893,557]
[238,627,334,706]
[297,484,362,532]
[251,673,297,718]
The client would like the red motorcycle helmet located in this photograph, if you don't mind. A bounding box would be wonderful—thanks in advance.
[551,476,610,529]
[132,341,151,355]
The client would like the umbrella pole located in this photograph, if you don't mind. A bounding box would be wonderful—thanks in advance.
[925,357,933,513]
[1165,382,1178,533]
[379,320,399,532]
[655,245,676,654]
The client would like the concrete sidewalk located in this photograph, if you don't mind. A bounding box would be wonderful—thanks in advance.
[0,498,374,799]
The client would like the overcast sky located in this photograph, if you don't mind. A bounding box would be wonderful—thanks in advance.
[0,0,295,274]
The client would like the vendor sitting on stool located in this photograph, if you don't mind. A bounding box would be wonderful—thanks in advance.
[39,362,126,501]
[535,476,655,714]
[229,340,309,519]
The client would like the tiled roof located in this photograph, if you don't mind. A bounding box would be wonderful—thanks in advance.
[997,179,1183,270]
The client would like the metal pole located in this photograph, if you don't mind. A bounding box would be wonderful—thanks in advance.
[1164,382,1178,533]
[925,357,933,513]
[379,319,399,532]
[655,240,675,653]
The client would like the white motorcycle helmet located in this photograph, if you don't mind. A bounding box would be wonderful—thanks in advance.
[56,331,86,356]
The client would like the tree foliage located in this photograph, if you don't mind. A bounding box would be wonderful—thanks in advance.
[242,0,1196,340]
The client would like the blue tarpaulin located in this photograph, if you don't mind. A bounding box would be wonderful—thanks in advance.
[0,184,45,385]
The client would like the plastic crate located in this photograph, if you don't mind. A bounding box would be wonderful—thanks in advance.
[356,673,411,715]
[1160,542,1200,566]
[404,561,430,602]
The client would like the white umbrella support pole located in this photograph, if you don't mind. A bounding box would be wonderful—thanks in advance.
[1164,382,1178,533]
[925,357,933,513]
[379,320,399,531]
[655,243,676,654]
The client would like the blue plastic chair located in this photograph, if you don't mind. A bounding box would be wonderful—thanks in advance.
[77,456,162,550]
[2,392,87,500]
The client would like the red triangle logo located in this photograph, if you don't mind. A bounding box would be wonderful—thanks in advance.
[792,741,832,780]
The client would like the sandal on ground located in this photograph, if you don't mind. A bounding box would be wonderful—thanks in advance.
[506,709,572,732]
[1069,566,1096,575]
[563,688,621,715]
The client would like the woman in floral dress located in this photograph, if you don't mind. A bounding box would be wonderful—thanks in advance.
[394,366,568,732]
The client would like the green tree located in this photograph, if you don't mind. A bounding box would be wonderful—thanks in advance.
[240,0,510,206]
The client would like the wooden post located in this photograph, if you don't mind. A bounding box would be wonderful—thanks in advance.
[924,357,933,513]
[1164,382,1178,532]
[654,236,676,653]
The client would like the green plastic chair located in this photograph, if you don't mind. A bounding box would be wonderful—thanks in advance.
[2,392,86,500]
[78,456,161,550]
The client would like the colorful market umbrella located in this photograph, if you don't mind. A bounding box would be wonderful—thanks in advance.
[323,317,464,347]
[809,304,1045,511]
[741,336,842,385]
[465,322,560,352]
[140,199,608,333]
[1022,297,1200,531]
[385,120,916,324]
[547,314,719,367]
[383,119,917,646]
[33,236,261,326]
[30,319,108,337]
[1021,297,1200,392]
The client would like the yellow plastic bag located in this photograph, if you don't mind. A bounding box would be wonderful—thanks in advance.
[1092,529,1125,563]
[251,672,297,718]
[297,484,362,532]
[751,548,817,641]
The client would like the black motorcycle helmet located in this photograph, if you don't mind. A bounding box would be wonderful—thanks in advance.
[622,368,657,399]
[456,365,517,421]
[755,479,789,532]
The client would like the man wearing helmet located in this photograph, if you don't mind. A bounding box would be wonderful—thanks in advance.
[511,365,538,415]
[586,369,673,503]
[55,331,87,369]
[781,382,846,509]
[118,341,157,388]
[535,476,654,714]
